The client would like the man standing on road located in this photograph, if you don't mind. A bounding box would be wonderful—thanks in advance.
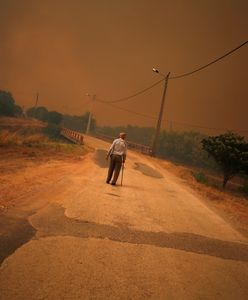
[106,132,127,186]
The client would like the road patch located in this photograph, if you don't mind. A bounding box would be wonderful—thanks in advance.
[133,162,163,178]
[30,203,248,262]
[94,149,109,168]
[0,214,36,265]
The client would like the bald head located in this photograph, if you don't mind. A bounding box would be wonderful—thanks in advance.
[119,132,127,139]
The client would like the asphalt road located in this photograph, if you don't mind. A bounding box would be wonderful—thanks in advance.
[0,136,248,300]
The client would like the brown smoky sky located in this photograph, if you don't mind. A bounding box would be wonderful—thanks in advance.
[0,0,247,134]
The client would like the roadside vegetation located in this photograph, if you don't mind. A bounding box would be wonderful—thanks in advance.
[0,90,23,117]
[0,124,87,161]
[97,125,248,196]
[0,89,90,159]
[1,89,247,196]
[202,132,248,188]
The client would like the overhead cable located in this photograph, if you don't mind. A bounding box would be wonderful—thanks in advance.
[96,98,248,132]
[163,119,248,133]
[98,40,247,103]
[97,78,164,104]
[170,40,248,79]
[95,98,157,119]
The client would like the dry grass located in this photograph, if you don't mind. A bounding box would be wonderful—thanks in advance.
[0,130,49,146]
[155,158,248,237]
[0,117,45,130]
[0,117,89,161]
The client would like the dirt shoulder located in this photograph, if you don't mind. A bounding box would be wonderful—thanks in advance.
[0,144,90,210]
[150,158,248,238]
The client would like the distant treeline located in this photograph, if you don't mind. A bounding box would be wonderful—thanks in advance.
[0,90,98,141]
[97,125,217,169]
[97,125,154,146]
[157,130,217,169]
[1,90,247,185]
[26,106,63,125]
[26,107,97,134]
[63,113,96,133]
[0,90,96,132]
[97,126,248,188]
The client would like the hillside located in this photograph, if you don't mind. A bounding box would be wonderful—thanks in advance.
[0,117,89,209]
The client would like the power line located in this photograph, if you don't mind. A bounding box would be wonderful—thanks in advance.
[170,40,248,79]
[95,98,157,119]
[95,98,248,133]
[98,40,247,104]
[97,78,164,104]
[163,119,248,133]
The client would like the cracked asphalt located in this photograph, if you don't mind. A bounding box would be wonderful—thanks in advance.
[0,136,248,300]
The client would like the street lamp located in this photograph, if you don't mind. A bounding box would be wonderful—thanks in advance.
[85,93,95,135]
[151,67,170,156]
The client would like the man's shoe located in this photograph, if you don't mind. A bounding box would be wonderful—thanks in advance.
[106,181,110,184]
[111,182,116,186]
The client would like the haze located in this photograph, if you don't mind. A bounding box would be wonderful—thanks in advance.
[0,0,247,134]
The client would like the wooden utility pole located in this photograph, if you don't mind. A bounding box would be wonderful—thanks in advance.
[86,94,95,135]
[34,92,39,109]
[151,72,170,156]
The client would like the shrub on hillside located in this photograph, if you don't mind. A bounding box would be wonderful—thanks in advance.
[47,111,63,125]
[42,124,61,139]
[0,129,47,146]
[191,171,209,184]
[26,106,49,122]
[26,107,63,125]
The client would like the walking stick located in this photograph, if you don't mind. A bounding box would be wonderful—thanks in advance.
[121,162,125,186]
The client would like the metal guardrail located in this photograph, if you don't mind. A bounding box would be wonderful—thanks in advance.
[95,133,152,156]
[60,128,84,145]
[60,129,152,155]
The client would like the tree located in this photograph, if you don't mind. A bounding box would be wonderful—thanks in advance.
[0,90,23,117]
[62,112,96,133]
[202,132,248,188]
[35,106,49,121]
[47,111,63,125]
[26,107,36,118]
[13,105,23,117]
[26,106,49,121]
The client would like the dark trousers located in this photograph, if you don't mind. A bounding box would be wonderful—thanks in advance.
[107,154,122,184]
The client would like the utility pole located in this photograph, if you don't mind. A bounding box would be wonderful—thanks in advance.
[86,94,95,135]
[151,71,170,156]
[34,92,39,109]
[34,92,39,118]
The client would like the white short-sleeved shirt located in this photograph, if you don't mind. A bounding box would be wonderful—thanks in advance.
[109,138,127,156]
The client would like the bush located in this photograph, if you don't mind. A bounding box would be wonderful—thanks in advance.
[42,124,61,139]
[192,171,209,184]
[47,111,63,125]
[238,180,248,196]
[0,129,47,147]
[157,131,217,169]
